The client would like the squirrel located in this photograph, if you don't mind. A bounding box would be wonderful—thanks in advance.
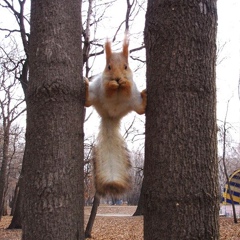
[85,36,147,196]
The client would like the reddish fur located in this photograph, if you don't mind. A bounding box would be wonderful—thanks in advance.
[93,146,131,196]
[122,37,129,59]
[104,80,132,98]
[105,41,112,62]
[84,36,147,196]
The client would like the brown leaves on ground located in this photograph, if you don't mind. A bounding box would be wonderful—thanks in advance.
[86,215,143,240]
[0,216,21,240]
[219,217,240,240]
[0,206,240,240]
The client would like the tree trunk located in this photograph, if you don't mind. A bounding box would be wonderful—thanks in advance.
[85,193,100,238]
[8,179,22,229]
[10,181,19,216]
[144,1,219,239]
[21,1,84,239]
[3,200,8,216]
[0,126,10,219]
[133,177,145,216]
[8,189,22,229]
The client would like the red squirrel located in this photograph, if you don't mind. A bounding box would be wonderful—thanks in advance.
[85,37,147,196]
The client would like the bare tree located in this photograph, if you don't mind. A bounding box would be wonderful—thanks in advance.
[0,65,25,219]
[219,100,237,223]
[84,135,95,205]
[84,193,100,238]
[126,149,144,205]
[0,0,30,96]
[216,41,228,66]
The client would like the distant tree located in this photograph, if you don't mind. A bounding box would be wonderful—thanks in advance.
[217,119,240,193]
[84,193,100,238]
[127,150,144,205]
[0,0,30,96]
[84,135,95,205]
[133,176,145,216]
[8,180,21,229]
[219,100,237,223]
[0,65,25,219]
[21,0,84,239]
[144,1,219,239]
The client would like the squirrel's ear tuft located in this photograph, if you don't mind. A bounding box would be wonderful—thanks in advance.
[105,40,112,61]
[122,34,129,59]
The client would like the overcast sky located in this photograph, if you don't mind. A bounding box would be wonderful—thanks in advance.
[217,0,240,143]
[0,0,240,143]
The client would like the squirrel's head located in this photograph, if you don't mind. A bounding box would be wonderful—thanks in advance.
[103,37,133,83]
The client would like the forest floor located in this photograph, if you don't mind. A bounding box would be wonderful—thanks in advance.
[0,206,240,239]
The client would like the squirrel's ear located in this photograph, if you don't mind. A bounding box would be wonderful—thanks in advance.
[105,40,112,61]
[122,34,129,59]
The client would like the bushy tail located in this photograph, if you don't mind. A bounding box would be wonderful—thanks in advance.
[93,117,131,196]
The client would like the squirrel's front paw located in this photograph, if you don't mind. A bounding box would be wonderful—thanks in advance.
[84,77,89,88]
[141,89,147,100]
[141,89,147,108]
[84,77,92,107]
[119,79,126,86]
[108,80,119,89]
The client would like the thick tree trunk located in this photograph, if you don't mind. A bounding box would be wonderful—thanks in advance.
[144,1,219,239]
[21,1,84,239]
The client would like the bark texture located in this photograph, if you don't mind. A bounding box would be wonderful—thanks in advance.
[144,1,219,239]
[21,0,84,239]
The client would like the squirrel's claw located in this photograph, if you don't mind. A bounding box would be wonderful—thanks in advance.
[84,77,89,87]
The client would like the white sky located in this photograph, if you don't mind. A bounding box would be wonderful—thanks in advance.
[216,0,240,143]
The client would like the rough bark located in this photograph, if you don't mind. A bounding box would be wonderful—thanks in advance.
[144,1,219,239]
[21,0,84,239]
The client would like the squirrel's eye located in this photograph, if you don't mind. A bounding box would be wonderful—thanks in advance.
[108,65,111,70]
[124,64,128,70]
